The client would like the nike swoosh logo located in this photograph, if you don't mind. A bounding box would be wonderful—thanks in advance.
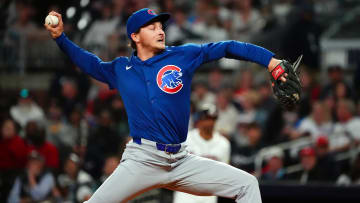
[126,65,132,70]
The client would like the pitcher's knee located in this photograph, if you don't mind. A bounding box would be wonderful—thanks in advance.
[234,173,260,201]
[248,174,259,187]
[234,172,259,187]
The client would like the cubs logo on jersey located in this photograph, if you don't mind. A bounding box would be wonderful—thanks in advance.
[156,65,183,94]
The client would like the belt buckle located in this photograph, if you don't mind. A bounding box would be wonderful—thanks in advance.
[164,145,171,154]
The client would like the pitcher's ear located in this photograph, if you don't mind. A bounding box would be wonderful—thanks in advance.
[131,33,140,43]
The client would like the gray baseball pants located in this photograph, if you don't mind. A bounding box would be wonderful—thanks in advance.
[85,138,262,203]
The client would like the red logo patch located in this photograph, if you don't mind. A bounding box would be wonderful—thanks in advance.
[147,9,157,15]
[156,65,183,94]
[272,64,285,80]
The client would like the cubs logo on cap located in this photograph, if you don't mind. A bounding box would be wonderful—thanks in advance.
[156,65,183,94]
[126,8,170,39]
[147,9,157,15]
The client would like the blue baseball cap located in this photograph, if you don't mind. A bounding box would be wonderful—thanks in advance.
[126,8,170,40]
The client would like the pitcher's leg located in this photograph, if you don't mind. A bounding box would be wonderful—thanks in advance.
[85,159,164,203]
[169,154,262,203]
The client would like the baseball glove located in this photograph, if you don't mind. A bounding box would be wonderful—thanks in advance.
[270,55,303,110]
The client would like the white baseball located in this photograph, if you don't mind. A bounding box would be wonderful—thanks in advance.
[45,15,59,27]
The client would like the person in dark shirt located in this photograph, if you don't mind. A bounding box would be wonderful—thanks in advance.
[288,147,330,184]
[25,121,59,170]
[314,135,340,181]
[0,118,27,202]
[7,151,55,203]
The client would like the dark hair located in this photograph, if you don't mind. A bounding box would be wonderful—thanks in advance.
[247,122,261,130]
[196,104,218,121]
[129,40,137,50]
[128,29,140,50]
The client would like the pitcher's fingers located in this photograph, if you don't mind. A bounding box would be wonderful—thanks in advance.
[280,76,287,82]
[44,23,51,30]
[50,12,62,20]
[49,11,59,16]
[44,24,57,33]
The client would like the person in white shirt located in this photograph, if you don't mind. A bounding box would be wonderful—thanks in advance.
[331,99,360,152]
[214,90,239,138]
[10,89,45,129]
[173,104,231,203]
[297,101,334,139]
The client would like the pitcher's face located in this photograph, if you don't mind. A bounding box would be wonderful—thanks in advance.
[134,21,166,51]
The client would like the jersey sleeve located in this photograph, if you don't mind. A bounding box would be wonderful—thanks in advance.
[55,33,117,89]
[183,41,275,74]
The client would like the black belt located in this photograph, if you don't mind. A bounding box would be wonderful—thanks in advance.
[133,137,181,154]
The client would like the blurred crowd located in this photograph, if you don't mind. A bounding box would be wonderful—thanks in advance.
[2,0,352,71]
[1,0,360,202]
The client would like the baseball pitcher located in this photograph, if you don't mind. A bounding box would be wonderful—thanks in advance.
[45,8,302,203]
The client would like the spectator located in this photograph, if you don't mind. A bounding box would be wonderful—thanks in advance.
[67,107,89,159]
[58,77,83,117]
[57,153,94,203]
[281,2,321,69]
[84,108,122,179]
[188,101,197,131]
[314,136,340,182]
[231,0,265,42]
[187,103,230,163]
[297,68,321,118]
[256,81,281,144]
[201,0,229,42]
[261,147,287,181]
[323,93,337,121]
[106,0,129,57]
[208,68,225,92]
[166,6,199,45]
[159,0,176,13]
[98,155,120,185]
[45,99,73,163]
[237,90,267,127]
[231,122,265,172]
[3,1,39,73]
[0,118,27,202]
[331,99,360,152]
[334,81,353,101]
[230,114,254,152]
[10,89,45,128]
[320,65,351,100]
[86,78,118,118]
[233,69,254,103]
[297,101,334,139]
[25,121,59,170]
[110,95,129,138]
[337,153,360,185]
[214,89,239,137]
[0,118,27,170]
[186,0,210,41]
[191,81,216,110]
[48,67,91,112]
[272,0,293,26]
[83,2,121,57]
[256,81,277,113]
[173,103,230,203]
[7,151,55,203]
[287,147,329,184]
